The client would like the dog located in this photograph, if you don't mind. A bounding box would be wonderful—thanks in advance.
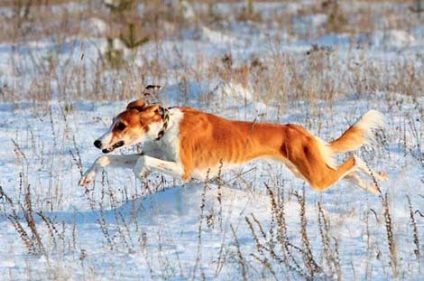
[79,99,387,193]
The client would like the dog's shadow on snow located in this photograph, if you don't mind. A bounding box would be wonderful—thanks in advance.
[1,183,267,226]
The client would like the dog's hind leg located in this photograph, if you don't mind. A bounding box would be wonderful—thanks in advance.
[353,155,387,181]
[344,172,380,194]
[296,155,385,194]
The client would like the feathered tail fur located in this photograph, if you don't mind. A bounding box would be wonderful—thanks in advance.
[329,110,385,153]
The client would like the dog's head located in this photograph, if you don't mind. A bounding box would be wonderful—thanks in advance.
[94,100,167,153]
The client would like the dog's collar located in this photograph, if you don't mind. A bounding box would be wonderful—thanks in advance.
[154,107,170,141]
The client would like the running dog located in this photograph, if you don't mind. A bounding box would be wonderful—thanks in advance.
[79,100,386,193]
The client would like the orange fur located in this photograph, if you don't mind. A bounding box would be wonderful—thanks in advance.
[176,108,385,191]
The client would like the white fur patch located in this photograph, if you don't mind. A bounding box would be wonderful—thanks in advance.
[192,162,242,181]
[153,108,184,163]
[354,110,385,143]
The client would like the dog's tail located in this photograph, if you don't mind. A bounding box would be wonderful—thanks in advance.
[329,110,385,154]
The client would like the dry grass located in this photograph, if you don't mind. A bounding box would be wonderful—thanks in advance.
[0,0,423,280]
[0,0,422,104]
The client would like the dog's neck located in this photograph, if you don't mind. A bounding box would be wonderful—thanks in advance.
[147,108,183,162]
[154,107,170,141]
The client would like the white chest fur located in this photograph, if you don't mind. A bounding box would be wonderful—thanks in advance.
[145,108,184,163]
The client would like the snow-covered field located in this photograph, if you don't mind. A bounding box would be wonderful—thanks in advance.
[0,1,423,280]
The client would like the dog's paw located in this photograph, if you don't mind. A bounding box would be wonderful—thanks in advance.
[79,170,96,187]
[132,166,149,181]
[378,171,388,181]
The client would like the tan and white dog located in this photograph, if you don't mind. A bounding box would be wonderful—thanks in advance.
[79,100,386,193]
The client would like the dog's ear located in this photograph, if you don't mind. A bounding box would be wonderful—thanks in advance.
[126,100,147,112]
[145,85,161,91]
[139,105,163,120]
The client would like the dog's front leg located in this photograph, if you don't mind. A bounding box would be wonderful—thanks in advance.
[79,154,141,187]
[132,155,185,181]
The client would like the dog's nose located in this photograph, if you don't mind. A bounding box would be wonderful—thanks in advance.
[94,140,102,149]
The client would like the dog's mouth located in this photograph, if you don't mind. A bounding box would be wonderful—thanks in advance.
[102,141,125,154]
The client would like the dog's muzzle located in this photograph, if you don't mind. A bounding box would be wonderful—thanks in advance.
[93,140,125,153]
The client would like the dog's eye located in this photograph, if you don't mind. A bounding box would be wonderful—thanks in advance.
[116,122,126,131]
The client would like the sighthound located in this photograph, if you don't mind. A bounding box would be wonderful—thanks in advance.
[79,100,386,193]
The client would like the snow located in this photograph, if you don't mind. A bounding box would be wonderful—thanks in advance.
[84,18,109,37]
[0,1,423,280]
